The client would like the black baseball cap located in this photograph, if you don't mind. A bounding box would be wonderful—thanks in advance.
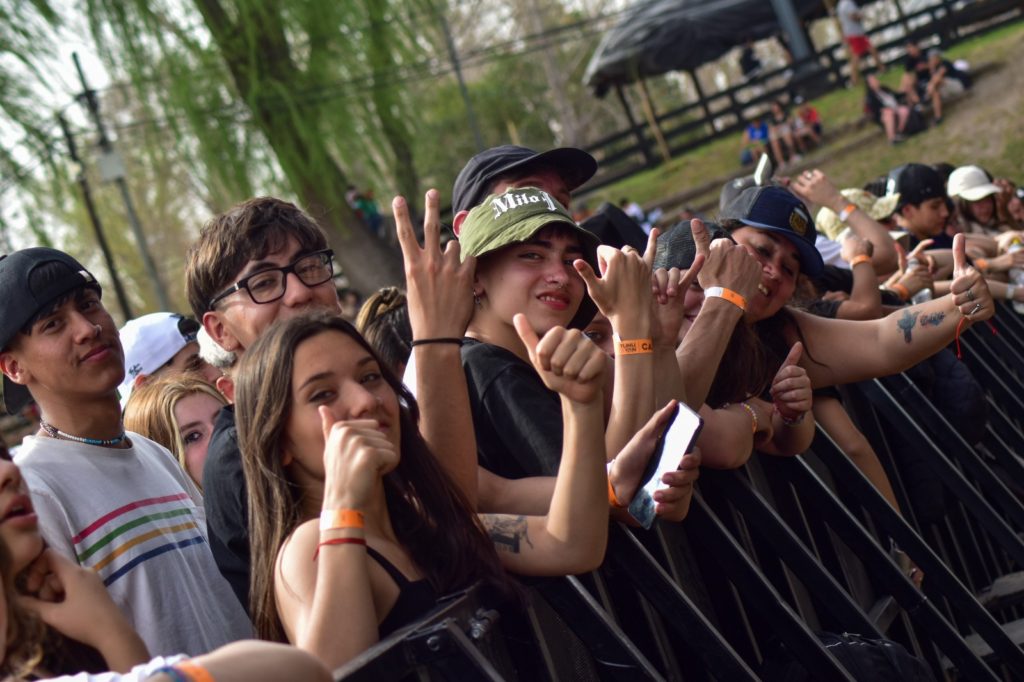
[451,145,598,215]
[0,248,100,414]
[887,163,946,209]
[654,221,733,271]
[721,186,824,277]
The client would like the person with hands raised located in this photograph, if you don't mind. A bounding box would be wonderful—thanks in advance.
[791,168,898,275]
[236,311,618,670]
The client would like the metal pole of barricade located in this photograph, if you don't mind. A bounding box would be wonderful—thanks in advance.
[686,494,858,681]
[856,378,1024,563]
[532,575,665,681]
[771,449,1006,680]
[606,524,762,680]
[698,468,884,638]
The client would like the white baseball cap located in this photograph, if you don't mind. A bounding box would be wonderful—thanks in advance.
[948,165,1001,202]
[118,312,200,407]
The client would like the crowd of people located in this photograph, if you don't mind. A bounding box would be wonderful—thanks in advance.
[0,41,1018,681]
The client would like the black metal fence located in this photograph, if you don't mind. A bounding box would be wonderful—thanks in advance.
[577,0,1024,194]
[332,301,1024,680]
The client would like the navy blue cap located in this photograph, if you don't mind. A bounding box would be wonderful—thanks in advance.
[721,186,824,277]
[451,145,597,215]
[0,248,100,414]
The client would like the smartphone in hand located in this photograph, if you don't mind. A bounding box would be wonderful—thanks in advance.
[628,403,703,528]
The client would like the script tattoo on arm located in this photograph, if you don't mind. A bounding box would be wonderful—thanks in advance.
[483,515,534,554]
[919,312,946,327]
[897,309,920,343]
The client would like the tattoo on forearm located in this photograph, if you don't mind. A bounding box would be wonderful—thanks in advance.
[485,515,534,554]
[897,309,920,343]
[920,312,945,327]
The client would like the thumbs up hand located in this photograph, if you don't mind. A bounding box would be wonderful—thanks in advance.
[770,342,812,422]
[514,314,606,405]
[949,234,994,322]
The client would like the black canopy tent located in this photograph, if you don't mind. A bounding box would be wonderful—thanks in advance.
[584,0,832,94]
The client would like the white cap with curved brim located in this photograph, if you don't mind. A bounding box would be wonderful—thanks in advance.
[948,165,1001,202]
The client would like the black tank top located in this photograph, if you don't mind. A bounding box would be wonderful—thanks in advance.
[367,547,439,637]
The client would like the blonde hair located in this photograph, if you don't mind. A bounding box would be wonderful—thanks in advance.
[123,374,226,486]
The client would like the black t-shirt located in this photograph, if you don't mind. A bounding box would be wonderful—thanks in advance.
[936,59,971,88]
[904,53,930,84]
[201,405,250,612]
[461,338,563,479]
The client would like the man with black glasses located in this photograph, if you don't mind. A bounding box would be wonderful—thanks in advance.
[185,197,343,608]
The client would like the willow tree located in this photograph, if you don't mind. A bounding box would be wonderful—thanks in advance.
[82,0,441,292]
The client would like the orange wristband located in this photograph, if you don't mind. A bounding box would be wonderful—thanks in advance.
[614,336,654,355]
[320,509,365,532]
[704,286,747,311]
[607,461,627,508]
[890,283,910,302]
[974,257,989,272]
[173,662,215,682]
[838,203,858,222]
[849,255,872,268]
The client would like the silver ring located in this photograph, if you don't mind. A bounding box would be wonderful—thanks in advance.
[969,302,983,316]
[803,171,813,179]
[966,288,976,302]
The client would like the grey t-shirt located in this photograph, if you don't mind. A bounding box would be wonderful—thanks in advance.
[837,0,865,37]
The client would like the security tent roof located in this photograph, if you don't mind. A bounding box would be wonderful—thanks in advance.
[584,0,829,94]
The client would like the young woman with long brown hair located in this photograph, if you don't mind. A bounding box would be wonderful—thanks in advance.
[235,310,631,669]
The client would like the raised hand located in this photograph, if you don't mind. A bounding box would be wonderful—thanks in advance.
[651,260,704,346]
[790,168,843,210]
[771,342,811,421]
[949,233,994,321]
[692,219,762,303]
[574,240,653,339]
[394,189,476,340]
[514,314,605,404]
[840,234,874,264]
[320,406,400,511]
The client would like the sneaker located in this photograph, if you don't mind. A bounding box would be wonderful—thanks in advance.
[934,116,944,125]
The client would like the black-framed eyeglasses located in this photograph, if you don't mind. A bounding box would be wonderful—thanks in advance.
[209,249,335,308]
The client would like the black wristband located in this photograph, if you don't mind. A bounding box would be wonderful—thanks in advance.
[410,337,464,347]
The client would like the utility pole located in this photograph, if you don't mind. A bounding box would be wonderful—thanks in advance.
[436,4,485,152]
[58,114,134,320]
[768,0,815,65]
[72,52,171,312]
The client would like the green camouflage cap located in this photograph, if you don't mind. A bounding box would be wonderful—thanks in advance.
[460,186,599,261]
[460,186,599,329]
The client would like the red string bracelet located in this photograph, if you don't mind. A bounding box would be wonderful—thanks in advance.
[313,537,366,560]
[954,315,998,360]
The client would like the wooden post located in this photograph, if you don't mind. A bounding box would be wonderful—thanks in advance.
[636,78,672,162]
[689,69,715,135]
[614,83,654,166]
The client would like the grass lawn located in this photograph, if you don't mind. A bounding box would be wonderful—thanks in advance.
[585,19,1024,210]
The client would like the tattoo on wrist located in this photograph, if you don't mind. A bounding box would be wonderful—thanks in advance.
[919,312,945,327]
[897,309,920,343]
[485,515,533,554]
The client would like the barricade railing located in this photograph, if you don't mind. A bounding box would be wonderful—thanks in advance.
[336,304,1024,680]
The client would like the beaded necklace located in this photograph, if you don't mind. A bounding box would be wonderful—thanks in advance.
[39,420,128,447]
